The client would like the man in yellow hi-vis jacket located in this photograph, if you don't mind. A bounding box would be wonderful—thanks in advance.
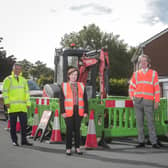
[3,63,32,146]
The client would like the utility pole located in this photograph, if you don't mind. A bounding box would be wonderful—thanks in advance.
[0,37,4,50]
[0,37,3,43]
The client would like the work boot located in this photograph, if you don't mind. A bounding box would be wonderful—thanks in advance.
[98,139,110,148]
[157,140,164,147]
[152,143,160,149]
[135,143,145,148]
[146,140,152,145]
[21,141,33,146]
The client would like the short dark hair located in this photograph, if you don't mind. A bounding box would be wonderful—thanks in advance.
[12,62,22,70]
[67,66,79,81]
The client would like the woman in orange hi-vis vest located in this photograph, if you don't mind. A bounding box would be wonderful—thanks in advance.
[60,66,88,155]
[129,54,161,149]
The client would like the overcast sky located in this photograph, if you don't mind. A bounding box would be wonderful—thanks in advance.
[0,0,168,68]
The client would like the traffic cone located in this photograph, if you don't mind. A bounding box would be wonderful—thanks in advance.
[30,107,41,137]
[85,109,98,148]
[4,117,10,131]
[50,109,62,143]
[16,116,21,132]
[5,115,20,132]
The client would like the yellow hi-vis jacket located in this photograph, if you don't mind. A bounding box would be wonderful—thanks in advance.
[129,69,160,103]
[62,82,85,117]
[2,72,31,113]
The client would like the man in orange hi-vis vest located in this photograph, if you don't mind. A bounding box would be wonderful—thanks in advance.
[129,54,161,149]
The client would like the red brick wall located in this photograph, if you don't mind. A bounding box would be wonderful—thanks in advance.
[143,32,168,76]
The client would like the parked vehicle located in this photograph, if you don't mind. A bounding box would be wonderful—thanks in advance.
[28,80,43,97]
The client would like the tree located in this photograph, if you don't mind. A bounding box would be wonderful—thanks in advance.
[60,24,134,79]
[0,38,16,81]
[61,24,103,50]
[29,61,54,87]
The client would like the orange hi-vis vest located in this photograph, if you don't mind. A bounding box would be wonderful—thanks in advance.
[129,69,160,103]
[62,82,85,117]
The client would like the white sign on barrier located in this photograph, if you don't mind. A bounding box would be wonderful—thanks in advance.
[115,100,125,108]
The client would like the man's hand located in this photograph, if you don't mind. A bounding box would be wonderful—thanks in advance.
[5,104,10,108]
[154,102,159,110]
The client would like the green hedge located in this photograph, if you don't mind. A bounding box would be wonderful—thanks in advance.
[109,78,129,96]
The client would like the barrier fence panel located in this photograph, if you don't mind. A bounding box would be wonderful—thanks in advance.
[28,97,168,139]
[80,98,104,137]
[28,97,60,129]
[103,99,138,137]
[27,98,36,126]
[153,98,168,136]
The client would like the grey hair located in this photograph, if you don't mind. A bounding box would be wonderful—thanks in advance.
[138,54,151,68]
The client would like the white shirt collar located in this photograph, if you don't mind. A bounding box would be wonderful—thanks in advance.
[141,68,149,73]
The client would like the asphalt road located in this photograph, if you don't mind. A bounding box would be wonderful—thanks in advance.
[1,120,168,168]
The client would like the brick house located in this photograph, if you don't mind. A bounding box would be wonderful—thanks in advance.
[131,27,168,97]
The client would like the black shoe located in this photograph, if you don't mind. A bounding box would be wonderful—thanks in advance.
[12,142,19,146]
[157,141,164,147]
[75,149,83,155]
[21,142,33,146]
[152,143,160,149]
[136,143,145,148]
[98,140,110,149]
[146,140,152,145]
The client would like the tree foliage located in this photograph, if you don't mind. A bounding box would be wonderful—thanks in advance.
[109,78,129,96]
[0,40,16,82]
[30,61,54,87]
[60,24,136,80]
[19,60,54,87]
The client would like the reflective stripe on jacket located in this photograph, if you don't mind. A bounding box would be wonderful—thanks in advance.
[62,82,85,117]
[2,72,31,113]
[129,69,160,103]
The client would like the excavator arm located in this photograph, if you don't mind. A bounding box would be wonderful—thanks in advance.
[99,49,109,99]
[78,56,98,84]
[78,48,109,100]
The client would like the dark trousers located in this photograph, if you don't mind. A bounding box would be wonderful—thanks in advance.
[9,112,27,144]
[65,105,82,149]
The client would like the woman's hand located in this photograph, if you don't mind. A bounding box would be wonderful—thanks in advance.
[62,113,67,118]
[83,113,88,117]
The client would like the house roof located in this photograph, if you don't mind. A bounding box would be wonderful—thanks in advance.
[131,27,168,62]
